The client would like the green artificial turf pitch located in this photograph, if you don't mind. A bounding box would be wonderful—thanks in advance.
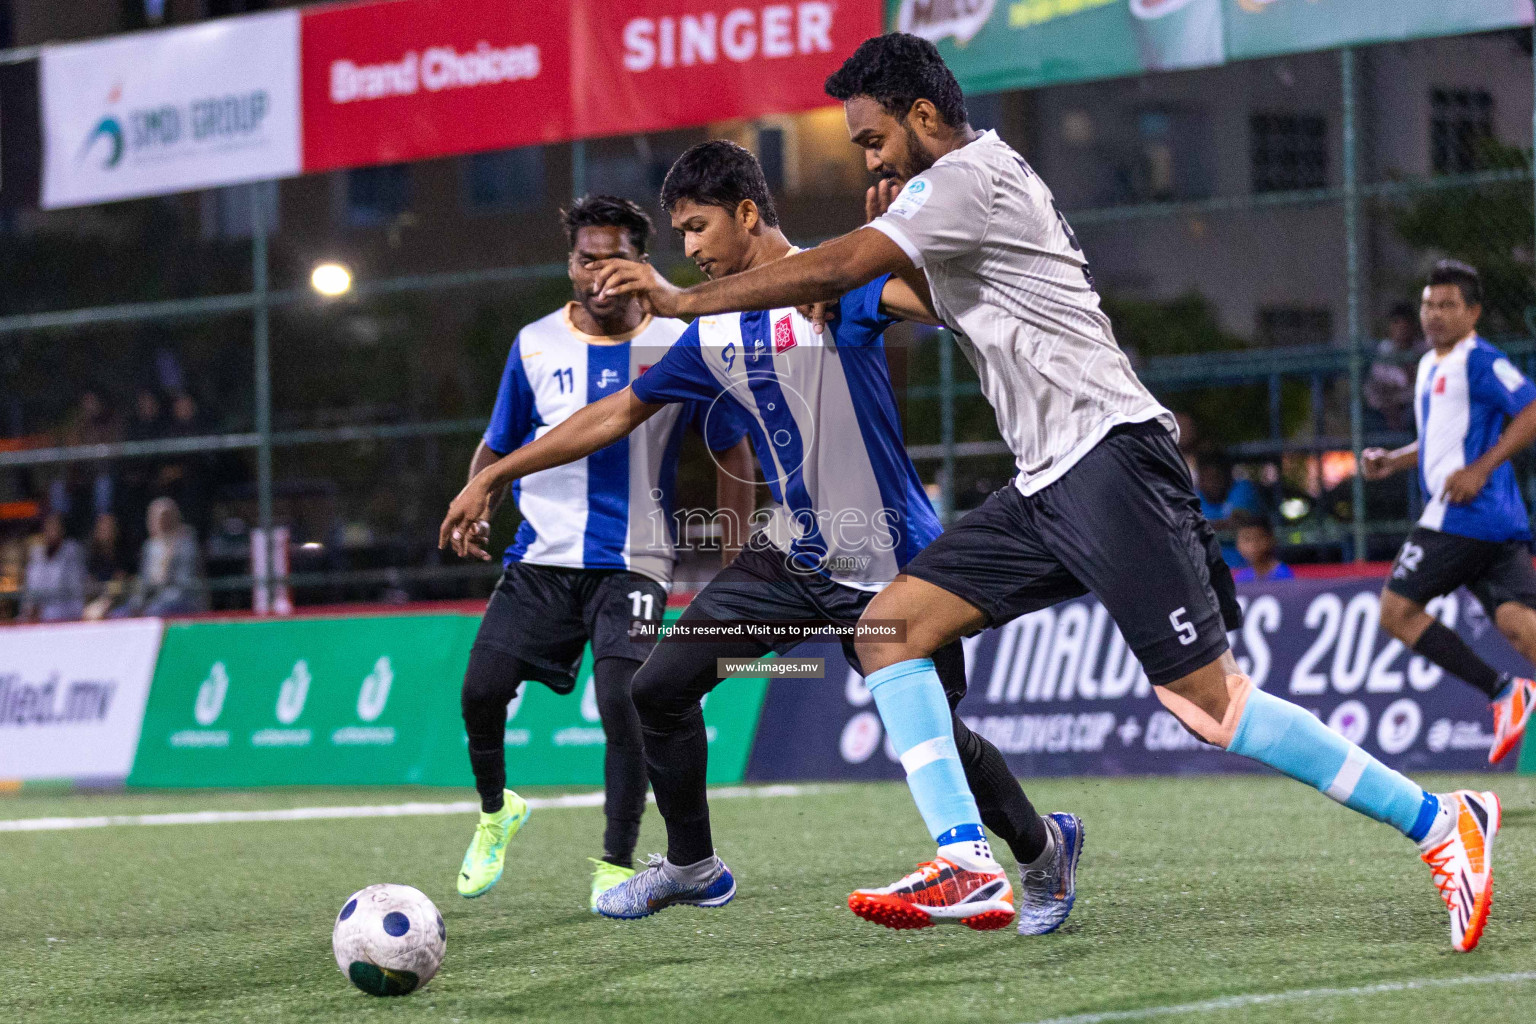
[1,774,1532,1023]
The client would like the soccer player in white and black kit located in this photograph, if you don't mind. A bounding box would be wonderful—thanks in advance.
[452,196,754,910]
[592,35,1502,950]
[1364,260,1536,765]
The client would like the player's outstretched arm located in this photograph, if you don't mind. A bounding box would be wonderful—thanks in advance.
[595,228,914,320]
[439,387,663,559]
[1361,441,1418,481]
[1444,400,1536,503]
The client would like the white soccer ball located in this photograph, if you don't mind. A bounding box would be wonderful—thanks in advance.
[332,883,445,996]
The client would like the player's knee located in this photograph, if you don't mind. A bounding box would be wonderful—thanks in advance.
[1378,591,1425,640]
[1154,668,1253,748]
[1494,601,1536,643]
[461,645,523,713]
[853,595,920,674]
[592,659,641,725]
[628,655,699,727]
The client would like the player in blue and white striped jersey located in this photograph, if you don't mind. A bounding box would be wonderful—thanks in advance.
[441,142,1063,932]
[1365,260,1536,768]
[451,196,755,910]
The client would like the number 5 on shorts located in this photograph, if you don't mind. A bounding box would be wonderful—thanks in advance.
[1170,607,1197,646]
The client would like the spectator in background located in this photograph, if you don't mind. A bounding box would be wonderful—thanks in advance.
[1230,510,1295,582]
[21,512,87,621]
[1195,451,1266,567]
[120,496,206,616]
[1364,302,1425,433]
[83,511,129,620]
[51,390,120,535]
[158,392,209,537]
[119,388,166,555]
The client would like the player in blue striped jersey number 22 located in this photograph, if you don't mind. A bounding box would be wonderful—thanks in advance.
[1364,259,1536,768]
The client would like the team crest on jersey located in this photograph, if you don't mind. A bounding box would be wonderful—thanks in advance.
[774,314,797,355]
[1434,375,1447,394]
[596,368,623,390]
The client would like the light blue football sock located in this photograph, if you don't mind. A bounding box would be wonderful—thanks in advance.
[1229,687,1439,841]
[866,658,985,844]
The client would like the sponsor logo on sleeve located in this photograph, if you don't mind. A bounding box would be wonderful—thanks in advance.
[1493,357,1527,393]
[887,177,931,220]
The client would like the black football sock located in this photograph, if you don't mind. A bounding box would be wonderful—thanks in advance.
[593,657,646,870]
[954,714,1050,865]
[461,646,527,814]
[1413,621,1504,699]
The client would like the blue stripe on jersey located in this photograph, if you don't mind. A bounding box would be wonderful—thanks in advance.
[583,344,632,567]
[739,311,828,568]
[830,287,942,566]
[506,478,535,566]
[655,411,689,542]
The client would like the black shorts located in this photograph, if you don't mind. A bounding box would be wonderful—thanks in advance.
[471,562,666,694]
[1386,527,1536,615]
[684,532,968,701]
[902,421,1241,688]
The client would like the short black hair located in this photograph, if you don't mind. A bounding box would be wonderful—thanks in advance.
[660,140,779,227]
[1229,509,1273,534]
[1387,301,1416,321]
[824,33,968,129]
[562,194,652,254]
[1427,258,1483,307]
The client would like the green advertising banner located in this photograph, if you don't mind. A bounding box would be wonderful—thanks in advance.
[1224,0,1534,62]
[888,0,1225,94]
[128,611,766,788]
[887,0,1533,94]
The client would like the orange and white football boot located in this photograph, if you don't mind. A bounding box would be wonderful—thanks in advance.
[1420,789,1500,952]
[1489,677,1535,765]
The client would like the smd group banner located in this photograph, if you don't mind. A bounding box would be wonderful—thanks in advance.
[746,576,1528,782]
[39,10,303,210]
[300,0,880,172]
[0,619,164,782]
[128,610,766,788]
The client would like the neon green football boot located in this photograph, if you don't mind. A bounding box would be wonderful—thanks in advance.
[589,857,636,913]
[457,790,530,898]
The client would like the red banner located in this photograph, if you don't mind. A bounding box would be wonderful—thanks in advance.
[301,0,880,173]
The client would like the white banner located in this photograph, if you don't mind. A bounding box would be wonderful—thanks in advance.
[40,10,301,210]
[0,619,164,780]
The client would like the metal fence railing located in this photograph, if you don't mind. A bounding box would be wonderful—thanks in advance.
[3,35,1534,613]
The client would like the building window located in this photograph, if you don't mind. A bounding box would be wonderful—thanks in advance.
[1250,113,1328,193]
[346,165,411,228]
[204,0,269,16]
[1257,306,1333,349]
[460,147,546,213]
[1431,89,1494,175]
[757,127,785,194]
